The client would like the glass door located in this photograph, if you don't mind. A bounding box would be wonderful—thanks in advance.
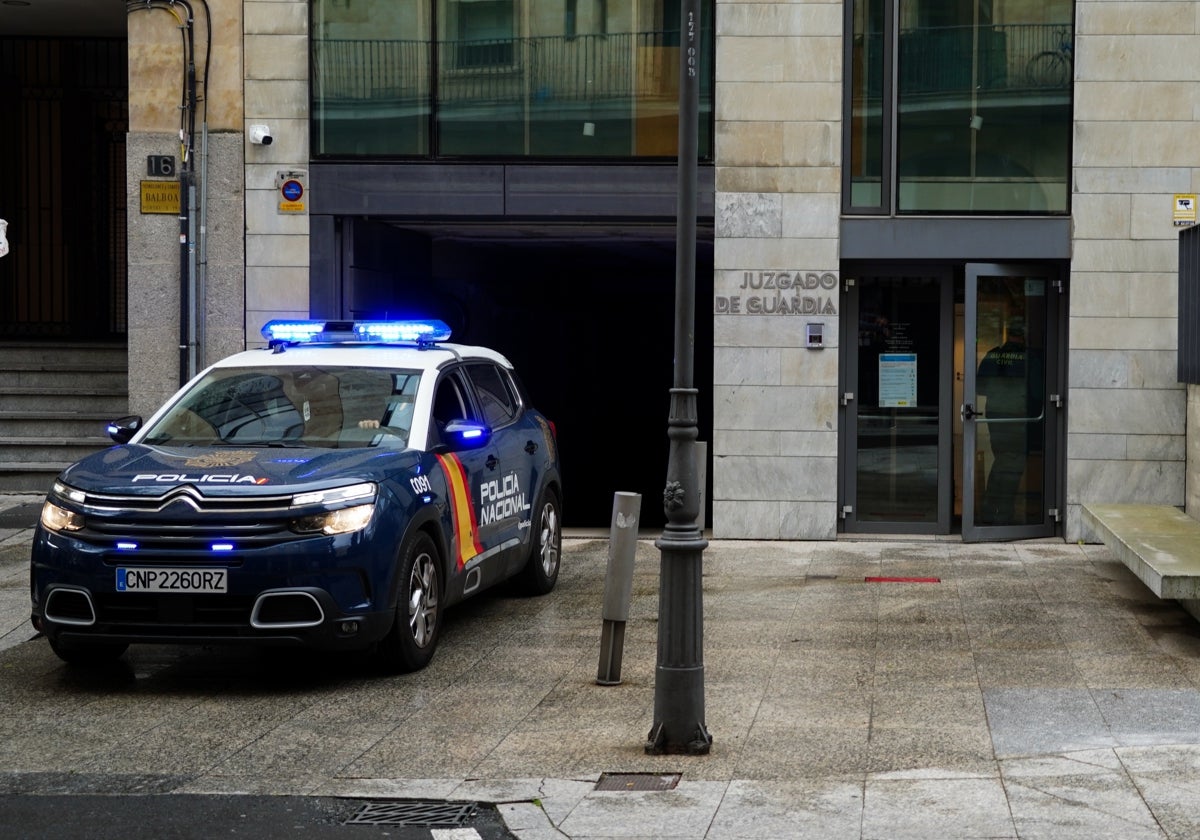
[961,263,1061,541]
[840,271,953,533]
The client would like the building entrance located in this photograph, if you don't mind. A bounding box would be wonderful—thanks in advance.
[838,263,1064,541]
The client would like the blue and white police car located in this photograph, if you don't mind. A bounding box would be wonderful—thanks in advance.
[30,319,563,672]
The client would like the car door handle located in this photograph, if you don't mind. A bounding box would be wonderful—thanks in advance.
[525,440,538,455]
[486,455,499,471]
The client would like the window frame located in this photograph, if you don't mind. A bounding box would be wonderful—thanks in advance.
[841,0,1075,217]
[841,0,896,216]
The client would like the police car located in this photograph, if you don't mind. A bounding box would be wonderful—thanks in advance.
[29,319,563,672]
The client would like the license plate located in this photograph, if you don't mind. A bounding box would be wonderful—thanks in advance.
[116,567,228,593]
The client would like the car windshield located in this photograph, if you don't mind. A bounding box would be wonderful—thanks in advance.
[140,365,421,448]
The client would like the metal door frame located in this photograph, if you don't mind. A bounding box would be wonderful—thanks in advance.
[839,261,1065,539]
[838,266,954,535]
[961,262,1064,542]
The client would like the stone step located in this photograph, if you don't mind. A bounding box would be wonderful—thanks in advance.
[0,345,128,492]
[0,412,117,435]
[0,369,128,390]
[0,462,69,494]
[0,439,111,461]
[0,342,126,367]
[0,343,128,494]
[0,389,128,413]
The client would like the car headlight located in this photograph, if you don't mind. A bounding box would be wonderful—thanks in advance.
[290,503,375,535]
[40,501,84,533]
[291,482,376,507]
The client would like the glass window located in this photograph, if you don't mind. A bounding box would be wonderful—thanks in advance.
[853,277,943,522]
[464,363,518,427]
[451,0,515,69]
[312,0,432,156]
[311,0,712,159]
[847,0,886,209]
[141,366,422,449]
[432,372,470,428]
[845,0,1073,214]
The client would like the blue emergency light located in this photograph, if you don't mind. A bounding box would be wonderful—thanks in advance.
[261,319,453,346]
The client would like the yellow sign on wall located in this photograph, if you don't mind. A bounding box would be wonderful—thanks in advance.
[1175,194,1197,227]
[140,180,180,215]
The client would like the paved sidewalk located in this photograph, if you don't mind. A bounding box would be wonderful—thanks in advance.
[5,492,1200,838]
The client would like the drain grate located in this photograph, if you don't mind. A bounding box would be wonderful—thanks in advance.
[595,773,681,792]
[344,800,477,827]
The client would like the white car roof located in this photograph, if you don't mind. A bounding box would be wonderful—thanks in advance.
[208,342,513,373]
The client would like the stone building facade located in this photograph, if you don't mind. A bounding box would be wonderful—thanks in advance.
[122,0,1198,541]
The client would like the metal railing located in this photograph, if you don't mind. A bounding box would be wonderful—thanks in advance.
[313,31,686,109]
[899,22,1073,93]
[854,22,1074,97]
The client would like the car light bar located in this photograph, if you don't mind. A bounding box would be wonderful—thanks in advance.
[261,319,452,346]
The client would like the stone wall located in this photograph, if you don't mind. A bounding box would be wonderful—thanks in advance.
[126,0,245,416]
[710,0,843,538]
[244,0,311,348]
[1066,0,1194,541]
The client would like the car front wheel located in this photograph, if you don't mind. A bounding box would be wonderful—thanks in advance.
[515,487,561,596]
[376,531,442,673]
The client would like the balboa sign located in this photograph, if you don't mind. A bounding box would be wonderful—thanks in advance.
[715,271,838,315]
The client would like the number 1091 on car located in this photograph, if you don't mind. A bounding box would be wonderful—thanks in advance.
[116,567,228,593]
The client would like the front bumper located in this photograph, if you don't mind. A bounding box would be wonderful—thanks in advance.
[30,526,398,651]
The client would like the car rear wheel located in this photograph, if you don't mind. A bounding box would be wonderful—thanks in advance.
[376,531,442,673]
[515,487,561,596]
[47,636,128,666]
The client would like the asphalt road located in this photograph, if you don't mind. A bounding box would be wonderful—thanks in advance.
[0,794,516,839]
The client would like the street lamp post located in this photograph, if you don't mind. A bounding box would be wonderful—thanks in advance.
[645,0,711,757]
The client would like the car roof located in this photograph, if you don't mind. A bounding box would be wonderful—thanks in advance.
[208,342,514,373]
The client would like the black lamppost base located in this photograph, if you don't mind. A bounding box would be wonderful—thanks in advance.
[646,716,712,756]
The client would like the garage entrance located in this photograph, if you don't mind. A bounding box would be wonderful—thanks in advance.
[327,217,714,530]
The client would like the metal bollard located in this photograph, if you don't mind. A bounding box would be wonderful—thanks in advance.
[597,491,641,685]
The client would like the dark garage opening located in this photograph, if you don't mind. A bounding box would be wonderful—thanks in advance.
[341,219,715,531]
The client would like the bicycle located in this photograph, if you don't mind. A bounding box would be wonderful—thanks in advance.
[1026,27,1073,88]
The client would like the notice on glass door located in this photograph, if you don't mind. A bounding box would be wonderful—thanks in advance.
[879,353,917,407]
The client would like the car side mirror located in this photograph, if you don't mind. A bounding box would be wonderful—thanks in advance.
[442,419,491,450]
[106,415,144,444]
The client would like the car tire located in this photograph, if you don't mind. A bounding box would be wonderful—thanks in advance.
[514,487,561,596]
[47,636,128,666]
[376,530,442,673]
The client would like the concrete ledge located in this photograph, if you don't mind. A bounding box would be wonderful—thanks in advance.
[1081,504,1200,603]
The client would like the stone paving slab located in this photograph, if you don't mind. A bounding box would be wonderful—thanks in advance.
[4,493,1200,838]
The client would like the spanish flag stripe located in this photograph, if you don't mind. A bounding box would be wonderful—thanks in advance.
[436,453,482,568]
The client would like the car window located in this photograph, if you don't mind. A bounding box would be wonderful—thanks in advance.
[432,373,470,429]
[142,365,422,448]
[148,371,303,444]
[464,363,518,428]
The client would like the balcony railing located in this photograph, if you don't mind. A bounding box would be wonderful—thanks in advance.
[313,30,693,109]
[856,22,1073,97]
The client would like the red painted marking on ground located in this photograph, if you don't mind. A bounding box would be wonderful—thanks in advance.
[864,576,941,584]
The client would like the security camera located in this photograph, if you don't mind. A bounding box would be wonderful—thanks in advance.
[249,124,273,146]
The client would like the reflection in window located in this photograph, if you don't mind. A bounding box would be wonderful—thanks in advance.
[311,0,712,159]
[312,0,432,155]
[451,0,514,69]
[846,0,1073,214]
[848,0,885,208]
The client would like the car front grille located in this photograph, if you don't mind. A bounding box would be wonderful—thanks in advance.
[74,488,303,551]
